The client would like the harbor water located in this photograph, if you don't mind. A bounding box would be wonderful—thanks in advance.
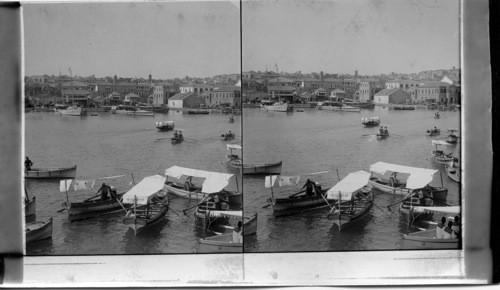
[25,110,241,255]
[242,106,460,252]
[25,106,460,254]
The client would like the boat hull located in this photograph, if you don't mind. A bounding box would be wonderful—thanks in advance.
[272,194,330,216]
[243,213,257,236]
[432,150,454,164]
[123,204,168,235]
[26,218,53,243]
[59,107,84,116]
[114,110,155,116]
[368,178,410,195]
[226,159,282,175]
[401,229,459,249]
[198,233,242,253]
[25,197,36,217]
[445,165,460,182]
[171,137,184,144]
[25,165,77,179]
[264,104,289,112]
[165,182,208,200]
[65,195,128,221]
[376,133,389,139]
[327,191,374,231]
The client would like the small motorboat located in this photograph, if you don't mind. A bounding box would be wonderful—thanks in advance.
[156,121,175,132]
[376,125,389,139]
[362,116,380,127]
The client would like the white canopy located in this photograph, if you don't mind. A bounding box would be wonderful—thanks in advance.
[412,206,460,215]
[227,144,242,150]
[369,162,438,190]
[432,140,452,146]
[156,121,174,126]
[122,175,166,205]
[164,166,233,194]
[362,116,380,122]
[326,170,370,200]
[265,175,300,188]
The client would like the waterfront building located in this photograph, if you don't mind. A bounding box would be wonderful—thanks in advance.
[123,93,140,105]
[28,75,51,85]
[300,78,322,90]
[208,86,241,107]
[180,84,215,94]
[359,79,384,102]
[329,89,347,100]
[314,88,328,100]
[61,81,91,105]
[405,87,418,103]
[441,75,460,86]
[114,82,138,95]
[168,92,205,109]
[416,81,460,105]
[153,83,175,106]
[267,77,299,103]
[385,79,419,90]
[321,78,344,91]
[373,88,411,105]
[137,82,153,103]
[106,92,122,105]
[341,78,359,98]
[93,82,115,99]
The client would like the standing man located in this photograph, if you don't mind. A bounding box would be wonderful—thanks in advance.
[302,179,314,196]
[25,156,34,171]
[97,183,111,201]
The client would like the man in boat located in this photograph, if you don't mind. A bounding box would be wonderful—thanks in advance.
[443,221,454,239]
[146,192,164,216]
[174,130,179,138]
[433,126,438,134]
[185,176,194,191]
[228,130,232,137]
[97,183,111,201]
[451,216,460,237]
[302,179,314,196]
[314,182,323,196]
[436,216,446,239]
[178,131,183,139]
[232,221,242,243]
[25,156,34,171]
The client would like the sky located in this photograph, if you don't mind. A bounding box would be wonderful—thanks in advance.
[243,0,460,75]
[23,1,240,79]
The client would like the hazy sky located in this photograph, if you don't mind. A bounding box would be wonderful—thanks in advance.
[243,0,460,75]
[24,1,240,79]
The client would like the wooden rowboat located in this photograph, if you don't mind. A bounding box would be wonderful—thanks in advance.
[445,157,460,182]
[26,218,53,243]
[226,154,282,175]
[243,213,257,236]
[165,181,207,200]
[327,189,374,232]
[171,136,184,144]
[270,194,329,217]
[220,132,235,141]
[25,165,77,179]
[401,229,459,249]
[198,233,242,253]
[123,202,168,235]
[63,192,129,222]
[426,128,440,136]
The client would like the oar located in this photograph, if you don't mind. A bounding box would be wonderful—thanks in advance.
[183,137,198,142]
[169,207,182,218]
[155,137,170,141]
[182,195,209,214]
[288,189,306,198]
[57,207,67,213]
[387,194,414,209]
[84,194,100,202]
[423,194,451,206]
[361,134,374,137]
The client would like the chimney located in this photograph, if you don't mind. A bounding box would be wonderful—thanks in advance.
[113,75,117,85]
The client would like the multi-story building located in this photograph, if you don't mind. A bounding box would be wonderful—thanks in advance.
[385,79,419,90]
[208,86,241,107]
[180,84,215,94]
[123,93,140,105]
[137,82,153,102]
[153,83,176,106]
[267,77,299,102]
[61,81,91,105]
[359,79,384,102]
[416,81,460,105]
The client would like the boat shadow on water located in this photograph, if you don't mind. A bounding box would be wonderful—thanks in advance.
[327,212,375,250]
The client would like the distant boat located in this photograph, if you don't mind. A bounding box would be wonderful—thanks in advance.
[361,116,380,127]
[186,109,210,114]
[393,105,415,110]
[26,218,53,243]
[319,101,361,112]
[326,171,374,231]
[446,129,459,144]
[58,106,84,116]
[25,165,77,179]
[156,121,175,132]
[220,132,236,141]
[431,140,454,164]
[434,112,441,119]
[376,125,390,139]
[225,144,282,175]
[263,101,290,112]
[445,157,460,182]
[426,128,440,136]
[112,106,155,116]
[344,101,375,109]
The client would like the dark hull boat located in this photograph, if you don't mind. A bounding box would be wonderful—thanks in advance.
[25,165,77,179]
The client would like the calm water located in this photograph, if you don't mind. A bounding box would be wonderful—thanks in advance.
[242,106,460,252]
[25,110,241,255]
[25,107,460,255]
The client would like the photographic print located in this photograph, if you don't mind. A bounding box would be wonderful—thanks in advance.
[242,0,461,252]
[23,1,242,255]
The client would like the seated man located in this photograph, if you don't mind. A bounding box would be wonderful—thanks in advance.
[97,183,111,201]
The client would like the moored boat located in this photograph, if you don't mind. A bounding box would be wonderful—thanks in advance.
[265,174,331,217]
[326,171,374,231]
[156,121,175,132]
[220,132,236,141]
[344,101,375,109]
[225,144,282,175]
[431,140,454,164]
[446,128,459,144]
[368,162,448,201]
[25,165,77,179]
[361,116,380,127]
[198,232,242,253]
[393,105,415,110]
[164,166,241,201]
[445,157,460,182]
[122,175,169,235]
[264,101,290,112]
[58,106,84,116]
[319,101,361,112]
[112,105,155,116]
[26,218,53,243]
[25,196,36,218]
[401,228,459,249]
[400,202,460,224]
